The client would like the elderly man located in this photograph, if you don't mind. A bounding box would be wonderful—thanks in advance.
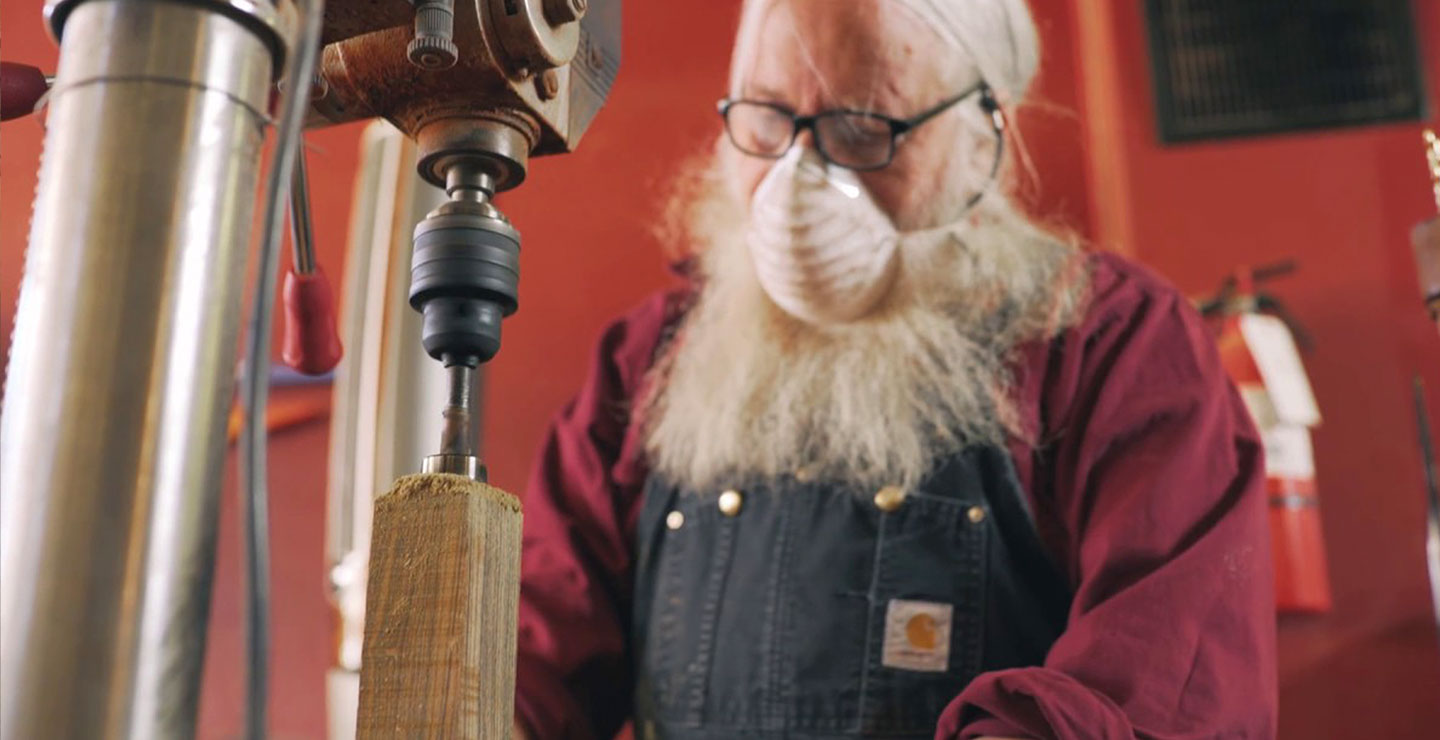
[513,0,1276,738]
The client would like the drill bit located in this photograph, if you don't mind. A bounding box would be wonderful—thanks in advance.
[438,363,475,457]
[422,361,484,480]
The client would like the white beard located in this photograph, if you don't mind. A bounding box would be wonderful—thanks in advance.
[641,154,1086,491]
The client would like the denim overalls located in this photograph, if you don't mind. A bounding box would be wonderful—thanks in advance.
[632,444,1072,738]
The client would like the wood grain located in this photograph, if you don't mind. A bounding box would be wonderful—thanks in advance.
[357,473,522,739]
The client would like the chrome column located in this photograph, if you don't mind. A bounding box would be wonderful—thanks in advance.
[0,1,282,737]
[324,122,452,740]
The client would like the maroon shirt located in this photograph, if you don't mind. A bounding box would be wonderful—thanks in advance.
[514,252,1278,739]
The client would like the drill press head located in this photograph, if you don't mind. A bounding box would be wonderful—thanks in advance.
[307,0,620,473]
[310,0,618,369]
[311,0,619,165]
[300,0,616,472]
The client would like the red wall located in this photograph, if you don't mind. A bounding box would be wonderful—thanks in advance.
[1071,1,1440,737]
[3,0,1437,737]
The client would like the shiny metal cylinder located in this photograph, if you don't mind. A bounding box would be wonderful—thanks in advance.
[291,147,318,274]
[421,453,483,479]
[437,363,476,454]
[324,122,456,739]
[0,1,276,738]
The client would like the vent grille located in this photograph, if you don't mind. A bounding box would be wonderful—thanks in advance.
[1146,0,1427,142]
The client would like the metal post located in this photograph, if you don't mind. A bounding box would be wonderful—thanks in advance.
[0,0,282,737]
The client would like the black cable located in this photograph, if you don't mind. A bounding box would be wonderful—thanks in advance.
[237,0,324,737]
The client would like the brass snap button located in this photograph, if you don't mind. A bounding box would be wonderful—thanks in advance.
[665,510,685,530]
[718,489,744,517]
[967,506,986,524]
[873,485,906,512]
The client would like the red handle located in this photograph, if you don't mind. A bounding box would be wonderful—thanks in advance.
[281,268,344,375]
[1,62,49,121]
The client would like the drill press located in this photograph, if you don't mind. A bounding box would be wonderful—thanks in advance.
[310,0,619,477]
[300,0,621,735]
[1,0,618,736]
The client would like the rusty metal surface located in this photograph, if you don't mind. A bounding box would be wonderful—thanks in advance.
[314,1,539,140]
[317,21,519,133]
[321,0,414,45]
[311,0,620,163]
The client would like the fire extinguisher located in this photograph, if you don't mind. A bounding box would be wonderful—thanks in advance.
[1199,262,1331,613]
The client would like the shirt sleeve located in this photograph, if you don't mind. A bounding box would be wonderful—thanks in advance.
[513,291,682,740]
[938,257,1278,739]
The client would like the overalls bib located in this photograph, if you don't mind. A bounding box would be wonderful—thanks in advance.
[632,445,1072,739]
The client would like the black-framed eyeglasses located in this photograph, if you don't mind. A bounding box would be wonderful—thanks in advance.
[717,81,1001,172]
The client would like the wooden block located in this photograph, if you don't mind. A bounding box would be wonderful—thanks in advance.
[357,473,522,739]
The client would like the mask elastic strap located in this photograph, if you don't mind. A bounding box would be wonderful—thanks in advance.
[963,84,1006,211]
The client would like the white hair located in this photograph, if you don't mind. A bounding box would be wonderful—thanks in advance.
[728,0,1041,106]
[899,0,1040,101]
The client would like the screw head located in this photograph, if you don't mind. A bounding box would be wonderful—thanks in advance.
[408,36,458,71]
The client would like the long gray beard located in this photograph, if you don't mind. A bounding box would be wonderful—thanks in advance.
[641,170,1086,492]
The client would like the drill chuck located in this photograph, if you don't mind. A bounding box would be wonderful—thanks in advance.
[409,206,520,365]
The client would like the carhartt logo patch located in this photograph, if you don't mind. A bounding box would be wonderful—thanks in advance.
[881,599,953,672]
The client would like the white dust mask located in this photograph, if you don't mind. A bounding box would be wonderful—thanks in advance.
[745,146,902,325]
